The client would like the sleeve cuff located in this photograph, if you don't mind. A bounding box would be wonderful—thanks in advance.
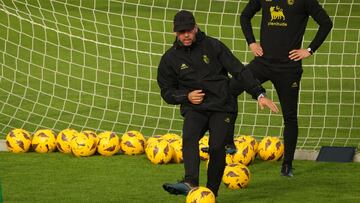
[257,92,266,101]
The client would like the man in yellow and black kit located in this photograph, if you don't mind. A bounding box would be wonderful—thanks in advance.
[231,0,333,177]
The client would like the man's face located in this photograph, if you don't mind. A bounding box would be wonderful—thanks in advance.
[176,26,197,46]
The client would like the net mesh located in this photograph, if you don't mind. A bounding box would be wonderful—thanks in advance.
[0,0,359,150]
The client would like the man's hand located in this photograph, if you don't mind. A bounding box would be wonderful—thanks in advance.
[258,97,279,113]
[289,48,311,61]
[188,90,205,104]
[249,43,263,57]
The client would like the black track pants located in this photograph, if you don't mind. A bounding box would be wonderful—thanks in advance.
[230,58,302,164]
[182,110,236,196]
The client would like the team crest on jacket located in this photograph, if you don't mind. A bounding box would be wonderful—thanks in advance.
[180,63,189,70]
[291,82,298,88]
[224,117,230,123]
[203,55,210,64]
[287,0,294,5]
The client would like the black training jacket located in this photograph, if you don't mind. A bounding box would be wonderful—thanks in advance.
[157,30,265,115]
[241,0,332,63]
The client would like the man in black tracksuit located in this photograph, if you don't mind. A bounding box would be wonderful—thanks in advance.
[231,0,333,176]
[158,10,279,197]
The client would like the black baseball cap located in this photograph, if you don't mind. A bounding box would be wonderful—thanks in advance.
[173,10,196,32]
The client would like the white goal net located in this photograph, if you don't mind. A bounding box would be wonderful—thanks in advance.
[0,0,359,151]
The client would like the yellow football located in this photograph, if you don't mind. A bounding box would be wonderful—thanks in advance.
[258,136,284,161]
[71,132,97,157]
[97,131,120,156]
[56,128,78,153]
[120,130,146,155]
[186,186,216,203]
[6,128,32,153]
[222,163,251,189]
[146,139,173,164]
[31,129,57,153]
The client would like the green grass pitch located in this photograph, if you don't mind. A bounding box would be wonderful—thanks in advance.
[0,152,360,202]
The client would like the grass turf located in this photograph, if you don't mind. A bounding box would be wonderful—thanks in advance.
[1,151,360,202]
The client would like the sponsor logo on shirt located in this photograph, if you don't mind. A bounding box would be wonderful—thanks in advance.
[268,6,288,27]
[270,6,285,21]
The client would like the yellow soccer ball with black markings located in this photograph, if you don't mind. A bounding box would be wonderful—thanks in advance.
[229,142,256,166]
[32,129,57,153]
[234,135,258,152]
[6,128,32,153]
[82,130,98,145]
[222,163,251,189]
[120,130,146,155]
[186,186,216,203]
[199,135,209,160]
[145,137,163,156]
[161,133,181,142]
[71,132,97,157]
[169,138,183,163]
[258,136,284,161]
[97,131,120,156]
[146,135,162,149]
[56,128,78,153]
[146,139,173,164]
